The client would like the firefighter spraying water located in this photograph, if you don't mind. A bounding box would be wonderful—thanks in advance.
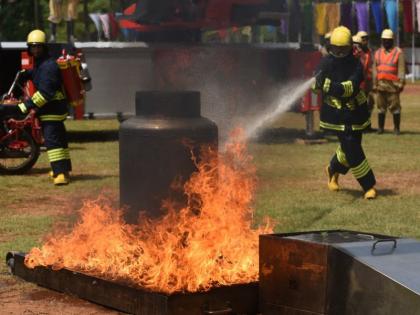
[313,26,377,200]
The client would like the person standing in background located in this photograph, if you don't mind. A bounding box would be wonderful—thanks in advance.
[357,31,374,131]
[372,29,405,135]
[48,0,80,43]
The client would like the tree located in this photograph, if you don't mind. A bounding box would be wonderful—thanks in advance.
[0,0,43,41]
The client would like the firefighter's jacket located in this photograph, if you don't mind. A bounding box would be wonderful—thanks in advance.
[18,56,68,122]
[372,46,406,94]
[313,54,370,132]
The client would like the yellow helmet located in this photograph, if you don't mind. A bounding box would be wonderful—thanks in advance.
[381,29,394,39]
[357,31,368,38]
[352,35,362,44]
[324,32,332,40]
[27,30,46,45]
[330,26,351,46]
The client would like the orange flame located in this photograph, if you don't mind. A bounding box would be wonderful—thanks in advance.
[25,129,272,294]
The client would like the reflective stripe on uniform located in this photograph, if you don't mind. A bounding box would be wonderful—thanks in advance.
[39,113,68,121]
[52,91,65,101]
[325,91,365,110]
[47,148,69,162]
[323,78,331,93]
[341,81,353,97]
[32,91,48,107]
[351,159,371,179]
[320,121,345,131]
[352,119,371,131]
[336,146,349,167]
[325,96,342,109]
[63,148,71,159]
[320,119,370,132]
[31,90,65,108]
[18,103,28,114]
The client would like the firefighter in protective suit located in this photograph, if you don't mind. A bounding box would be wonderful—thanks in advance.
[313,26,376,199]
[372,29,405,135]
[12,30,71,185]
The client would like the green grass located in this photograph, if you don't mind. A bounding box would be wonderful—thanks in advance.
[1,85,420,278]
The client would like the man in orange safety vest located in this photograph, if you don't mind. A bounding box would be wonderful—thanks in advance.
[372,29,406,135]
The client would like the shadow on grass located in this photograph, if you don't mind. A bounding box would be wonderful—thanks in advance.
[255,127,331,144]
[377,130,420,136]
[71,174,117,181]
[67,130,118,143]
[341,188,397,198]
[28,167,50,175]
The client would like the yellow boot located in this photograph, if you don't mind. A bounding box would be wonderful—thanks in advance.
[325,165,339,191]
[364,188,377,200]
[48,171,54,179]
[54,173,70,186]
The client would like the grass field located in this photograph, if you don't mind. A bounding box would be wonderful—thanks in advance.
[0,84,419,312]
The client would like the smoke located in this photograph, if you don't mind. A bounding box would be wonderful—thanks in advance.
[153,46,291,142]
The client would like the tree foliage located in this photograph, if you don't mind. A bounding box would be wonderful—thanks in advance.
[0,0,126,42]
[0,0,41,41]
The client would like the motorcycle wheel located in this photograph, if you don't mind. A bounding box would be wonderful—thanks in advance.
[0,128,40,174]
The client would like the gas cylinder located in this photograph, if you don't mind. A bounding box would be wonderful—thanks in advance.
[119,91,218,223]
[56,50,85,107]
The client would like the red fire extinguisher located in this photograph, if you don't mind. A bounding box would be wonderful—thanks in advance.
[56,50,85,108]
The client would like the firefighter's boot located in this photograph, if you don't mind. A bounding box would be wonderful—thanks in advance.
[364,187,377,200]
[393,113,401,135]
[377,113,385,134]
[54,173,70,186]
[49,170,54,179]
[326,165,339,191]
[49,22,57,43]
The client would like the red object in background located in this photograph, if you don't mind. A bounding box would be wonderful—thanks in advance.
[288,50,322,112]
[402,0,413,33]
[21,52,36,97]
[108,13,120,40]
[119,0,267,32]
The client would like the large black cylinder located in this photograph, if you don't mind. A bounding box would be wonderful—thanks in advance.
[119,91,218,223]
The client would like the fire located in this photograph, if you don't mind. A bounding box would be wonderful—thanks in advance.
[25,129,272,294]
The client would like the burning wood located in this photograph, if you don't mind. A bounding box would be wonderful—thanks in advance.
[24,129,272,294]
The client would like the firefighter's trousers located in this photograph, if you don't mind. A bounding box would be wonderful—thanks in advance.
[329,129,376,191]
[42,121,72,175]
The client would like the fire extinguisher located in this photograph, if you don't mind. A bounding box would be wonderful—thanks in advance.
[56,49,85,107]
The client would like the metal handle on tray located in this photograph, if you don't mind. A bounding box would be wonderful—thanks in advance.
[371,238,397,252]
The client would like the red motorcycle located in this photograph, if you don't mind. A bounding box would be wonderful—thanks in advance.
[0,72,43,174]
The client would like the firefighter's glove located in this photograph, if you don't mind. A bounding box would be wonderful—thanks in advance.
[341,81,354,97]
[17,103,30,114]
